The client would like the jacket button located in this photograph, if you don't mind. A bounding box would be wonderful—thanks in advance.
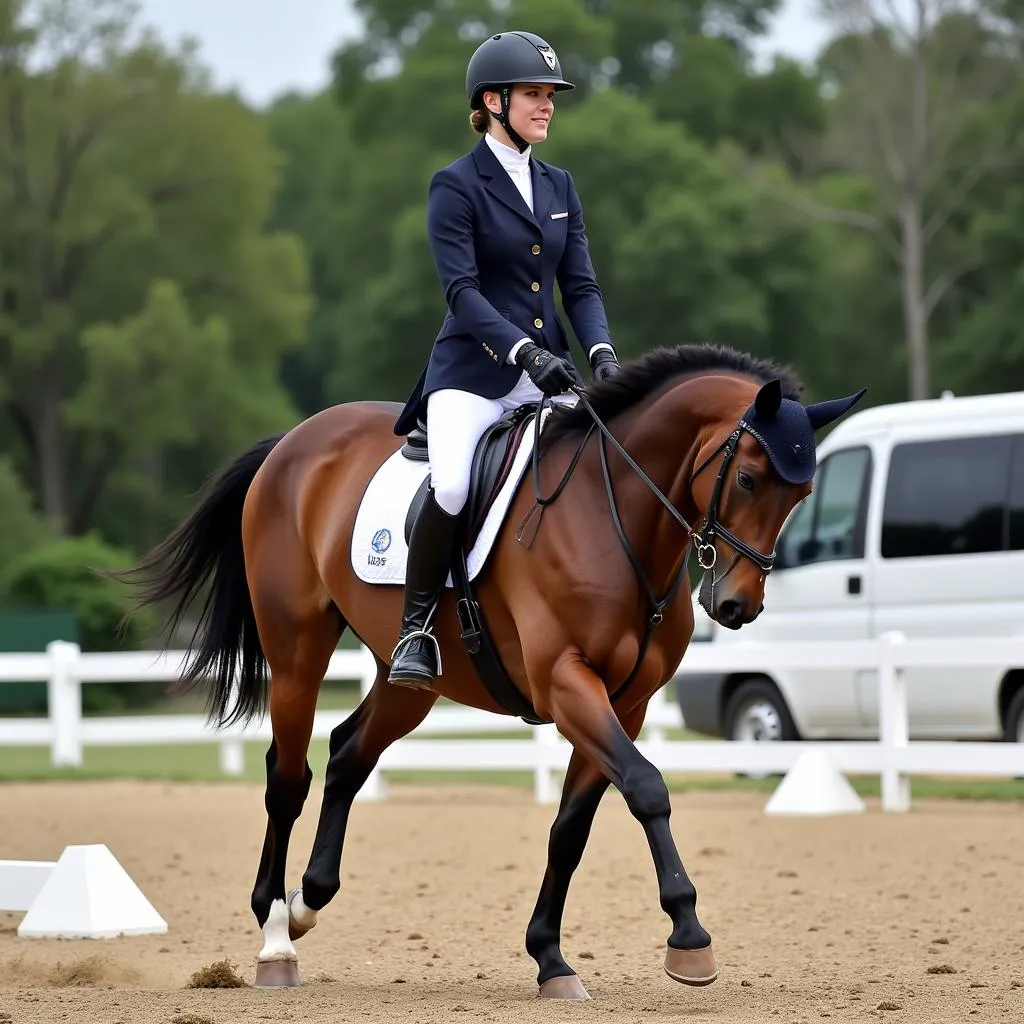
[530,282,540,292]
[531,244,541,255]
[534,318,544,329]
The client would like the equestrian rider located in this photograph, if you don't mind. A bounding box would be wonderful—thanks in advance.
[389,30,621,690]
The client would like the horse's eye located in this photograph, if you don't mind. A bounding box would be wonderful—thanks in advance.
[738,470,755,492]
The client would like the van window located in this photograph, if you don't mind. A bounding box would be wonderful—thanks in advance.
[778,446,871,567]
[881,435,1012,559]
[1009,437,1024,550]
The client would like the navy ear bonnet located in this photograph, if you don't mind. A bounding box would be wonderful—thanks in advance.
[740,379,867,485]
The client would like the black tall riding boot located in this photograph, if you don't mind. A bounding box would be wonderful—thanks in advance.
[388,486,459,690]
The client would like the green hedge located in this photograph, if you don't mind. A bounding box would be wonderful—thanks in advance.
[1,535,164,712]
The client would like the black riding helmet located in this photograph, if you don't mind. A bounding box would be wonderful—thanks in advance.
[466,31,574,153]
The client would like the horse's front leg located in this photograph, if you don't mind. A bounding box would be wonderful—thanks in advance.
[525,700,648,1000]
[544,653,718,987]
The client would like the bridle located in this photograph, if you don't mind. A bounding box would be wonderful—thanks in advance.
[524,386,778,701]
[687,423,779,576]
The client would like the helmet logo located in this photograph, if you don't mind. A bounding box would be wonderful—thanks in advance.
[537,45,558,71]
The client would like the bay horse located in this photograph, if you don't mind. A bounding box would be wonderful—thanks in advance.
[119,344,864,999]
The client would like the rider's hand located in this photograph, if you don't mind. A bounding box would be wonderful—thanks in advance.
[515,343,575,398]
[590,347,619,382]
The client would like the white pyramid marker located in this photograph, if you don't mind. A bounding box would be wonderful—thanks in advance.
[17,844,168,939]
[764,749,866,816]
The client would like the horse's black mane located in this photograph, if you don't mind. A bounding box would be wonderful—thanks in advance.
[541,343,804,450]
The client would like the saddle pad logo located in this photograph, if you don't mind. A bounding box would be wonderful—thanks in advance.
[371,528,391,554]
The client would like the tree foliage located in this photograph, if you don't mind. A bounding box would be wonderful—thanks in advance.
[0,0,1022,654]
[0,0,309,541]
[1,532,152,651]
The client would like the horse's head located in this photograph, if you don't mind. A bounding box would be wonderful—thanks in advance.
[690,377,866,629]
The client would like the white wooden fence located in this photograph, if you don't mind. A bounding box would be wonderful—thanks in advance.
[0,633,1021,811]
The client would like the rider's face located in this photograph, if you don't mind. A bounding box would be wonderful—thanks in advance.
[485,83,555,145]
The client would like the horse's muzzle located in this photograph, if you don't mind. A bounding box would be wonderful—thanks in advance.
[698,571,766,630]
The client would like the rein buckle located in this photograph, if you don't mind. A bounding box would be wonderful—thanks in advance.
[696,541,717,571]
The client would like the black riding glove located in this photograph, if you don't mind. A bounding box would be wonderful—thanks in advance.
[590,347,620,382]
[514,342,575,398]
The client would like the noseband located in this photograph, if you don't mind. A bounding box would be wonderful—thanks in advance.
[525,389,778,701]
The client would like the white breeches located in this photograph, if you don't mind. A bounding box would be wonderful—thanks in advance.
[426,370,578,516]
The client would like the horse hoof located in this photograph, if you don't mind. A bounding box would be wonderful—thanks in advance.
[287,888,317,941]
[254,958,301,987]
[663,943,718,986]
[539,974,591,1000]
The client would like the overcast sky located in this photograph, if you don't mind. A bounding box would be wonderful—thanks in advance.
[137,0,833,108]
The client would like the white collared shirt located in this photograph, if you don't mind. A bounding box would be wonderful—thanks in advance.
[485,131,533,212]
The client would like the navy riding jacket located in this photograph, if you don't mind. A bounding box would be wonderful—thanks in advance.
[393,136,613,436]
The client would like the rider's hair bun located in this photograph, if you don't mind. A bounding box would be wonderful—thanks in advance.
[469,107,490,134]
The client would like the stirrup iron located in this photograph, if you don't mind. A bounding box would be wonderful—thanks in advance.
[390,627,444,676]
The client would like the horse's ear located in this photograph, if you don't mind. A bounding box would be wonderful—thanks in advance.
[806,388,868,432]
[754,378,783,419]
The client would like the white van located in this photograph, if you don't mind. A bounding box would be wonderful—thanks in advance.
[675,390,1024,746]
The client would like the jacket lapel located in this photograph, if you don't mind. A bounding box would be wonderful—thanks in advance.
[530,160,555,224]
[472,138,539,229]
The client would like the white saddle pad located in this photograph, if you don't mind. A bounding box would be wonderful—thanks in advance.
[350,411,547,586]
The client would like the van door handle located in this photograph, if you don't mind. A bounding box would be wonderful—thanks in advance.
[847,575,862,596]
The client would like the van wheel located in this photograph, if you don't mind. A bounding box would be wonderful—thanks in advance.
[1004,688,1024,743]
[723,678,798,743]
[723,678,797,781]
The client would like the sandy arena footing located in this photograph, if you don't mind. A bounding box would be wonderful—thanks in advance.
[1,781,1022,1023]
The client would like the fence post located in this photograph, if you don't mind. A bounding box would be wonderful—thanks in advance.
[533,723,560,804]
[217,673,246,776]
[47,640,82,768]
[219,734,245,776]
[355,645,386,802]
[878,631,910,812]
[646,687,668,745]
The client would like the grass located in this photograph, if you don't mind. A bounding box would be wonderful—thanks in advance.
[2,680,1021,802]
[0,733,1021,803]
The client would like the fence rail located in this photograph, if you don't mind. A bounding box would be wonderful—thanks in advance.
[0,634,1022,810]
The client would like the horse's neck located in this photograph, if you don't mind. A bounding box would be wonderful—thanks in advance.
[606,377,744,575]
[601,392,704,574]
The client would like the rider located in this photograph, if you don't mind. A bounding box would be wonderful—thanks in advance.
[389,30,621,690]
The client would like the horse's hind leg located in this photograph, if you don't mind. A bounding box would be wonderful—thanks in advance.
[250,594,342,988]
[286,656,437,941]
[525,752,608,1000]
[524,703,646,1000]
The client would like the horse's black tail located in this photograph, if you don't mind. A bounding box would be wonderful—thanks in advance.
[116,433,286,729]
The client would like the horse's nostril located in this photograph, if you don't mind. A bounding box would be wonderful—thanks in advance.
[717,598,745,626]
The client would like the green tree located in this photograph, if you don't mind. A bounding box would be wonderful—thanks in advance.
[338,0,611,103]
[0,455,53,587]
[541,90,834,373]
[730,57,827,174]
[1,532,150,651]
[266,93,353,415]
[763,0,1023,399]
[934,81,1024,395]
[0,0,310,535]
[274,0,1024,426]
